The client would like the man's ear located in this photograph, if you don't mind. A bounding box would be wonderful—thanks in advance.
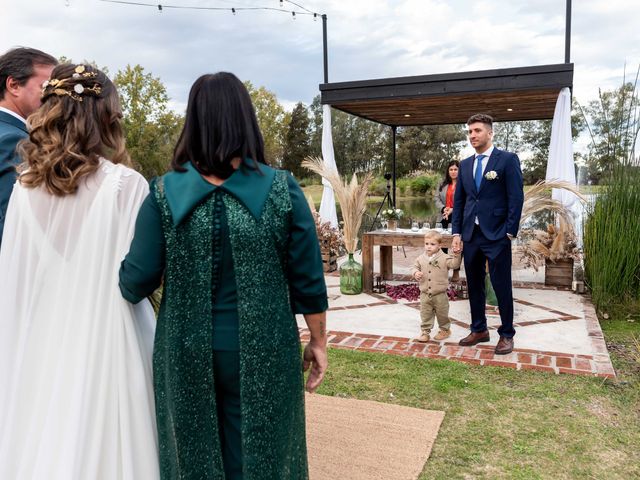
[5,76,22,98]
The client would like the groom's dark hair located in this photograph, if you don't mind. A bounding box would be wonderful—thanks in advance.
[466,113,493,129]
[0,47,58,100]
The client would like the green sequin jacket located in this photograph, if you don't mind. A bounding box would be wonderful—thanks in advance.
[119,161,328,479]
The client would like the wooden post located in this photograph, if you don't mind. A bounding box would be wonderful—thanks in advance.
[380,246,393,279]
[362,234,374,292]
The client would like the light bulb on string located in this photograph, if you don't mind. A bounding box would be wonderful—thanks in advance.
[291,11,296,20]
[157,4,163,12]
[232,7,236,15]
[279,0,283,8]
[313,13,317,21]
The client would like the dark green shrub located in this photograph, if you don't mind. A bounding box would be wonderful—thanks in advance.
[410,175,438,195]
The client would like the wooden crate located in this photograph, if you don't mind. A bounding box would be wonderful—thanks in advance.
[545,258,573,287]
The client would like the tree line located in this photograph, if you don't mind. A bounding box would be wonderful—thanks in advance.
[114,64,638,185]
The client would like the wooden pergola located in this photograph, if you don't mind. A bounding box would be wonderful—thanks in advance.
[319,62,574,205]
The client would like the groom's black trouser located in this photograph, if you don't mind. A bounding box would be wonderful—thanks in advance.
[463,225,515,338]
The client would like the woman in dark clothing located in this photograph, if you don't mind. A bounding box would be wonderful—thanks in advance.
[119,72,328,480]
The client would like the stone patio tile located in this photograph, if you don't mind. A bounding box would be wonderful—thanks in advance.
[299,274,615,377]
[514,288,584,317]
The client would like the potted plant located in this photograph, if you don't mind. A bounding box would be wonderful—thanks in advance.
[381,208,404,231]
[302,156,373,294]
[517,180,586,287]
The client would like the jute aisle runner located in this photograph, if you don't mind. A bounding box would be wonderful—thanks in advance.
[305,394,445,480]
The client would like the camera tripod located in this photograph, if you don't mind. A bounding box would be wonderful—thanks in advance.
[369,173,394,232]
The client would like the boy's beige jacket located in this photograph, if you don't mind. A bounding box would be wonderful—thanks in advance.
[410,249,462,295]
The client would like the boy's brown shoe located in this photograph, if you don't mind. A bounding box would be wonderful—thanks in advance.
[416,333,430,343]
[433,329,451,341]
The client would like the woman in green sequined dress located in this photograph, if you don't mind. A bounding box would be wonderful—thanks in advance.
[119,72,328,480]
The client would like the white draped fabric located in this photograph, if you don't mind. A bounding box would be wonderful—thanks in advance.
[546,87,578,207]
[0,160,159,479]
[319,104,339,228]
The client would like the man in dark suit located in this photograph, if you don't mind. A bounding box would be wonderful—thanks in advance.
[0,47,57,244]
[451,114,524,354]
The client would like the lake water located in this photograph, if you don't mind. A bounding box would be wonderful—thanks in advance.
[364,197,439,230]
[331,195,588,241]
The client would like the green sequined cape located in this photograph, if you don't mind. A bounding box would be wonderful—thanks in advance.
[152,170,307,479]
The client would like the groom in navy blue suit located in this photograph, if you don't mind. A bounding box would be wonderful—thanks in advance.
[451,114,524,354]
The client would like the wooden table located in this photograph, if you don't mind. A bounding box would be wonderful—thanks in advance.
[362,229,453,293]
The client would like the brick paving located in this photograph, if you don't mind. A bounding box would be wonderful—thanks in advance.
[300,327,615,378]
[299,248,616,377]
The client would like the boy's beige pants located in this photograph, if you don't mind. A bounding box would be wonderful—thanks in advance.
[419,292,451,333]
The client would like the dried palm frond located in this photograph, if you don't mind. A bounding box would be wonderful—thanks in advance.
[520,179,587,228]
[518,179,585,269]
[302,156,372,254]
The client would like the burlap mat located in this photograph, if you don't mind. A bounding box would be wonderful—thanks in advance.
[305,394,445,480]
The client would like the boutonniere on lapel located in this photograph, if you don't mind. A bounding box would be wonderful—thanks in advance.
[484,170,498,181]
[428,259,440,268]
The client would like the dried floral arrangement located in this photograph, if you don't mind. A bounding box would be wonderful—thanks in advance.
[517,180,587,271]
[306,195,343,256]
[302,156,373,254]
[518,219,581,271]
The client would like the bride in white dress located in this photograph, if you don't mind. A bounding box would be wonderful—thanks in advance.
[0,64,159,479]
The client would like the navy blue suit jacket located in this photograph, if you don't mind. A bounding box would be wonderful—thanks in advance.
[0,110,28,243]
[451,147,524,242]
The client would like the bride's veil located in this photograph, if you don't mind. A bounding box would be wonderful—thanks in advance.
[0,160,158,479]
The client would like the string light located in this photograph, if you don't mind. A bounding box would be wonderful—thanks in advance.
[97,0,322,18]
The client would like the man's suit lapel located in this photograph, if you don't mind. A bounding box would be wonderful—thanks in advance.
[464,155,478,195]
[0,111,27,133]
[478,148,500,192]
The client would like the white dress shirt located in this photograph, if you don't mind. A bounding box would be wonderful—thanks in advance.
[472,145,494,224]
[472,145,494,180]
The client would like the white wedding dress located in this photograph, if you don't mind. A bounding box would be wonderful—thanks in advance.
[0,159,159,479]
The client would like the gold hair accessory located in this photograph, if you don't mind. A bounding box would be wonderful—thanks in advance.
[42,65,101,102]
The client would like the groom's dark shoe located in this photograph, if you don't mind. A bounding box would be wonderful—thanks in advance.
[495,336,514,355]
[458,331,490,346]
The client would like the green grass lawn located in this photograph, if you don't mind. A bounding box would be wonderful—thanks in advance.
[302,184,324,204]
[315,310,640,479]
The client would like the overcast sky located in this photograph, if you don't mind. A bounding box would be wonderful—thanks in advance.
[2,0,638,116]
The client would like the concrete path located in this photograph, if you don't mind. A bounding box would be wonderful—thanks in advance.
[298,245,615,378]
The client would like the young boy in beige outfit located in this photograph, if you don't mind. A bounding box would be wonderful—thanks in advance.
[411,230,462,342]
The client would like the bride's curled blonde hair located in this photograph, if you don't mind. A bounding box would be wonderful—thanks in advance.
[19,63,130,196]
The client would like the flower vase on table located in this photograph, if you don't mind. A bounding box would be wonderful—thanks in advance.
[340,253,363,295]
[381,208,403,232]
